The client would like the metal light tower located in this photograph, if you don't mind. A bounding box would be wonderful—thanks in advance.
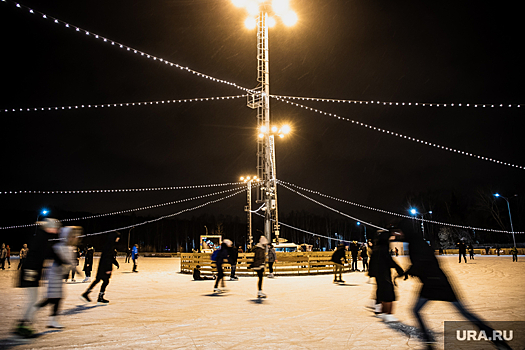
[241,176,259,249]
[234,0,297,244]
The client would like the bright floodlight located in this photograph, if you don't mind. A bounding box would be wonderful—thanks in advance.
[245,0,260,16]
[245,17,257,29]
[271,126,278,133]
[356,221,361,226]
[281,124,291,134]
[494,193,501,197]
[272,0,290,15]
[240,176,245,181]
[260,125,267,133]
[409,208,417,215]
[232,0,246,7]
[428,211,433,214]
[258,133,265,138]
[41,209,49,215]
[267,16,276,28]
[281,10,298,26]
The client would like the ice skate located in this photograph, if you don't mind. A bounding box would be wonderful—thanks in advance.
[230,276,238,281]
[80,291,91,303]
[213,288,223,294]
[257,290,267,298]
[268,273,274,278]
[47,316,65,329]
[97,293,109,305]
[381,314,399,323]
[82,277,91,283]
[13,321,35,338]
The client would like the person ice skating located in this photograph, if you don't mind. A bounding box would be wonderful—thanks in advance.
[82,246,94,282]
[193,265,214,280]
[113,248,120,269]
[125,247,131,263]
[267,244,276,278]
[227,242,239,280]
[131,244,139,272]
[331,243,347,283]
[6,244,11,268]
[212,239,231,293]
[36,226,81,329]
[394,247,399,257]
[250,236,267,298]
[350,241,359,271]
[67,246,81,282]
[511,246,518,262]
[81,231,120,304]
[496,246,501,256]
[361,243,369,272]
[14,218,62,337]
[369,230,404,323]
[468,244,474,260]
[404,235,511,350]
[0,243,6,269]
[457,240,467,263]
[18,244,29,270]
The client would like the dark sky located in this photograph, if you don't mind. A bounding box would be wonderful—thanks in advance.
[1,0,523,233]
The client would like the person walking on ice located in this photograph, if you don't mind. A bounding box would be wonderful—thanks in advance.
[457,240,467,263]
[131,244,139,272]
[82,246,94,282]
[212,239,231,293]
[267,243,276,278]
[250,236,268,298]
[330,243,347,283]
[81,231,120,304]
[511,246,518,262]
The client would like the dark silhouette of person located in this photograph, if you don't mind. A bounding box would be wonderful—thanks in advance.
[457,241,467,263]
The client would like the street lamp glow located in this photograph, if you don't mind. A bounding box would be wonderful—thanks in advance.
[260,125,267,133]
[267,16,276,28]
[245,1,260,16]
[409,208,417,215]
[281,124,291,134]
[494,193,501,197]
[232,0,246,8]
[244,17,257,29]
[356,221,361,226]
[41,209,49,215]
[281,10,298,26]
[272,0,290,15]
[271,125,278,133]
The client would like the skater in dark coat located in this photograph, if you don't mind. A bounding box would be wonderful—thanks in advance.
[213,240,231,293]
[14,218,63,337]
[227,243,239,280]
[193,265,214,280]
[457,240,467,263]
[330,243,347,283]
[361,243,369,272]
[468,244,474,260]
[350,241,359,271]
[81,231,120,304]
[369,230,404,323]
[250,236,267,298]
[511,246,518,262]
[82,246,94,282]
[404,234,511,349]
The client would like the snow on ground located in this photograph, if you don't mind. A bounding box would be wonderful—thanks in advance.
[0,255,523,349]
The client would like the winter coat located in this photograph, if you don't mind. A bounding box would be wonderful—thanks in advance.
[20,247,28,259]
[46,228,74,298]
[457,242,467,254]
[19,228,64,288]
[350,242,359,256]
[369,233,404,302]
[251,244,266,270]
[267,247,276,263]
[360,245,368,258]
[83,248,94,272]
[132,246,138,260]
[214,243,229,266]
[227,246,239,265]
[405,241,458,302]
[0,248,6,259]
[330,246,346,264]
[96,231,120,280]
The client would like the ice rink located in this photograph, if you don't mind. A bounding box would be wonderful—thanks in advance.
[0,255,523,349]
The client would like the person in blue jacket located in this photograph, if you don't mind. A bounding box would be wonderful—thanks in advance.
[131,244,139,272]
[213,239,232,293]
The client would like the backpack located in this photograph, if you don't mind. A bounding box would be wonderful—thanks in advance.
[211,248,220,262]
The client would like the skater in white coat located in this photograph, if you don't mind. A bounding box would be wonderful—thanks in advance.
[250,236,267,298]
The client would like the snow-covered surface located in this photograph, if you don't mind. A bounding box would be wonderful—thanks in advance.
[1,255,523,349]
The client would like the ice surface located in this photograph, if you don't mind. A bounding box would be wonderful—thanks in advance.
[0,255,523,349]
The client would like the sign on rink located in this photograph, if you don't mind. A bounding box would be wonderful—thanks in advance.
[444,321,525,349]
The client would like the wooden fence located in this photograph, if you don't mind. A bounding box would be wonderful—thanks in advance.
[180,252,356,276]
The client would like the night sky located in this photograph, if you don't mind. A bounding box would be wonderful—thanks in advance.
[1,1,523,235]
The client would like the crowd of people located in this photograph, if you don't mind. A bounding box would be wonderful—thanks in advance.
[2,221,518,349]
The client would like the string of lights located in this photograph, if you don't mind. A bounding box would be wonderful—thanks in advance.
[272,94,522,109]
[0,181,243,195]
[1,0,252,93]
[1,95,248,114]
[0,186,245,230]
[273,97,525,171]
[278,180,524,234]
[79,188,245,238]
[254,211,358,244]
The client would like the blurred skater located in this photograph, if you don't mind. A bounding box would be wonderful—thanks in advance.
[193,265,214,280]
[113,248,120,269]
[82,246,94,282]
[369,230,404,323]
[212,239,231,293]
[6,244,11,268]
[361,243,369,272]
[228,242,239,281]
[267,244,276,278]
[66,246,81,282]
[0,243,6,269]
[350,241,359,271]
[14,218,62,337]
[457,240,467,263]
[131,244,139,272]
[511,246,518,262]
[331,243,347,283]
[125,247,131,263]
[250,236,267,298]
[81,231,120,304]
[404,236,511,350]
[18,244,28,270]
[468,244,474,260]
[36,226,81,328]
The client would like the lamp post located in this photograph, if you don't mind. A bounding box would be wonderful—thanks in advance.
[241,175,259,249]
[494,193,517,247]
[233,0,297,245]
[128,226,135,250]
[356,221,367,242]
[409,208,432,241]
[35,208,49,234]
